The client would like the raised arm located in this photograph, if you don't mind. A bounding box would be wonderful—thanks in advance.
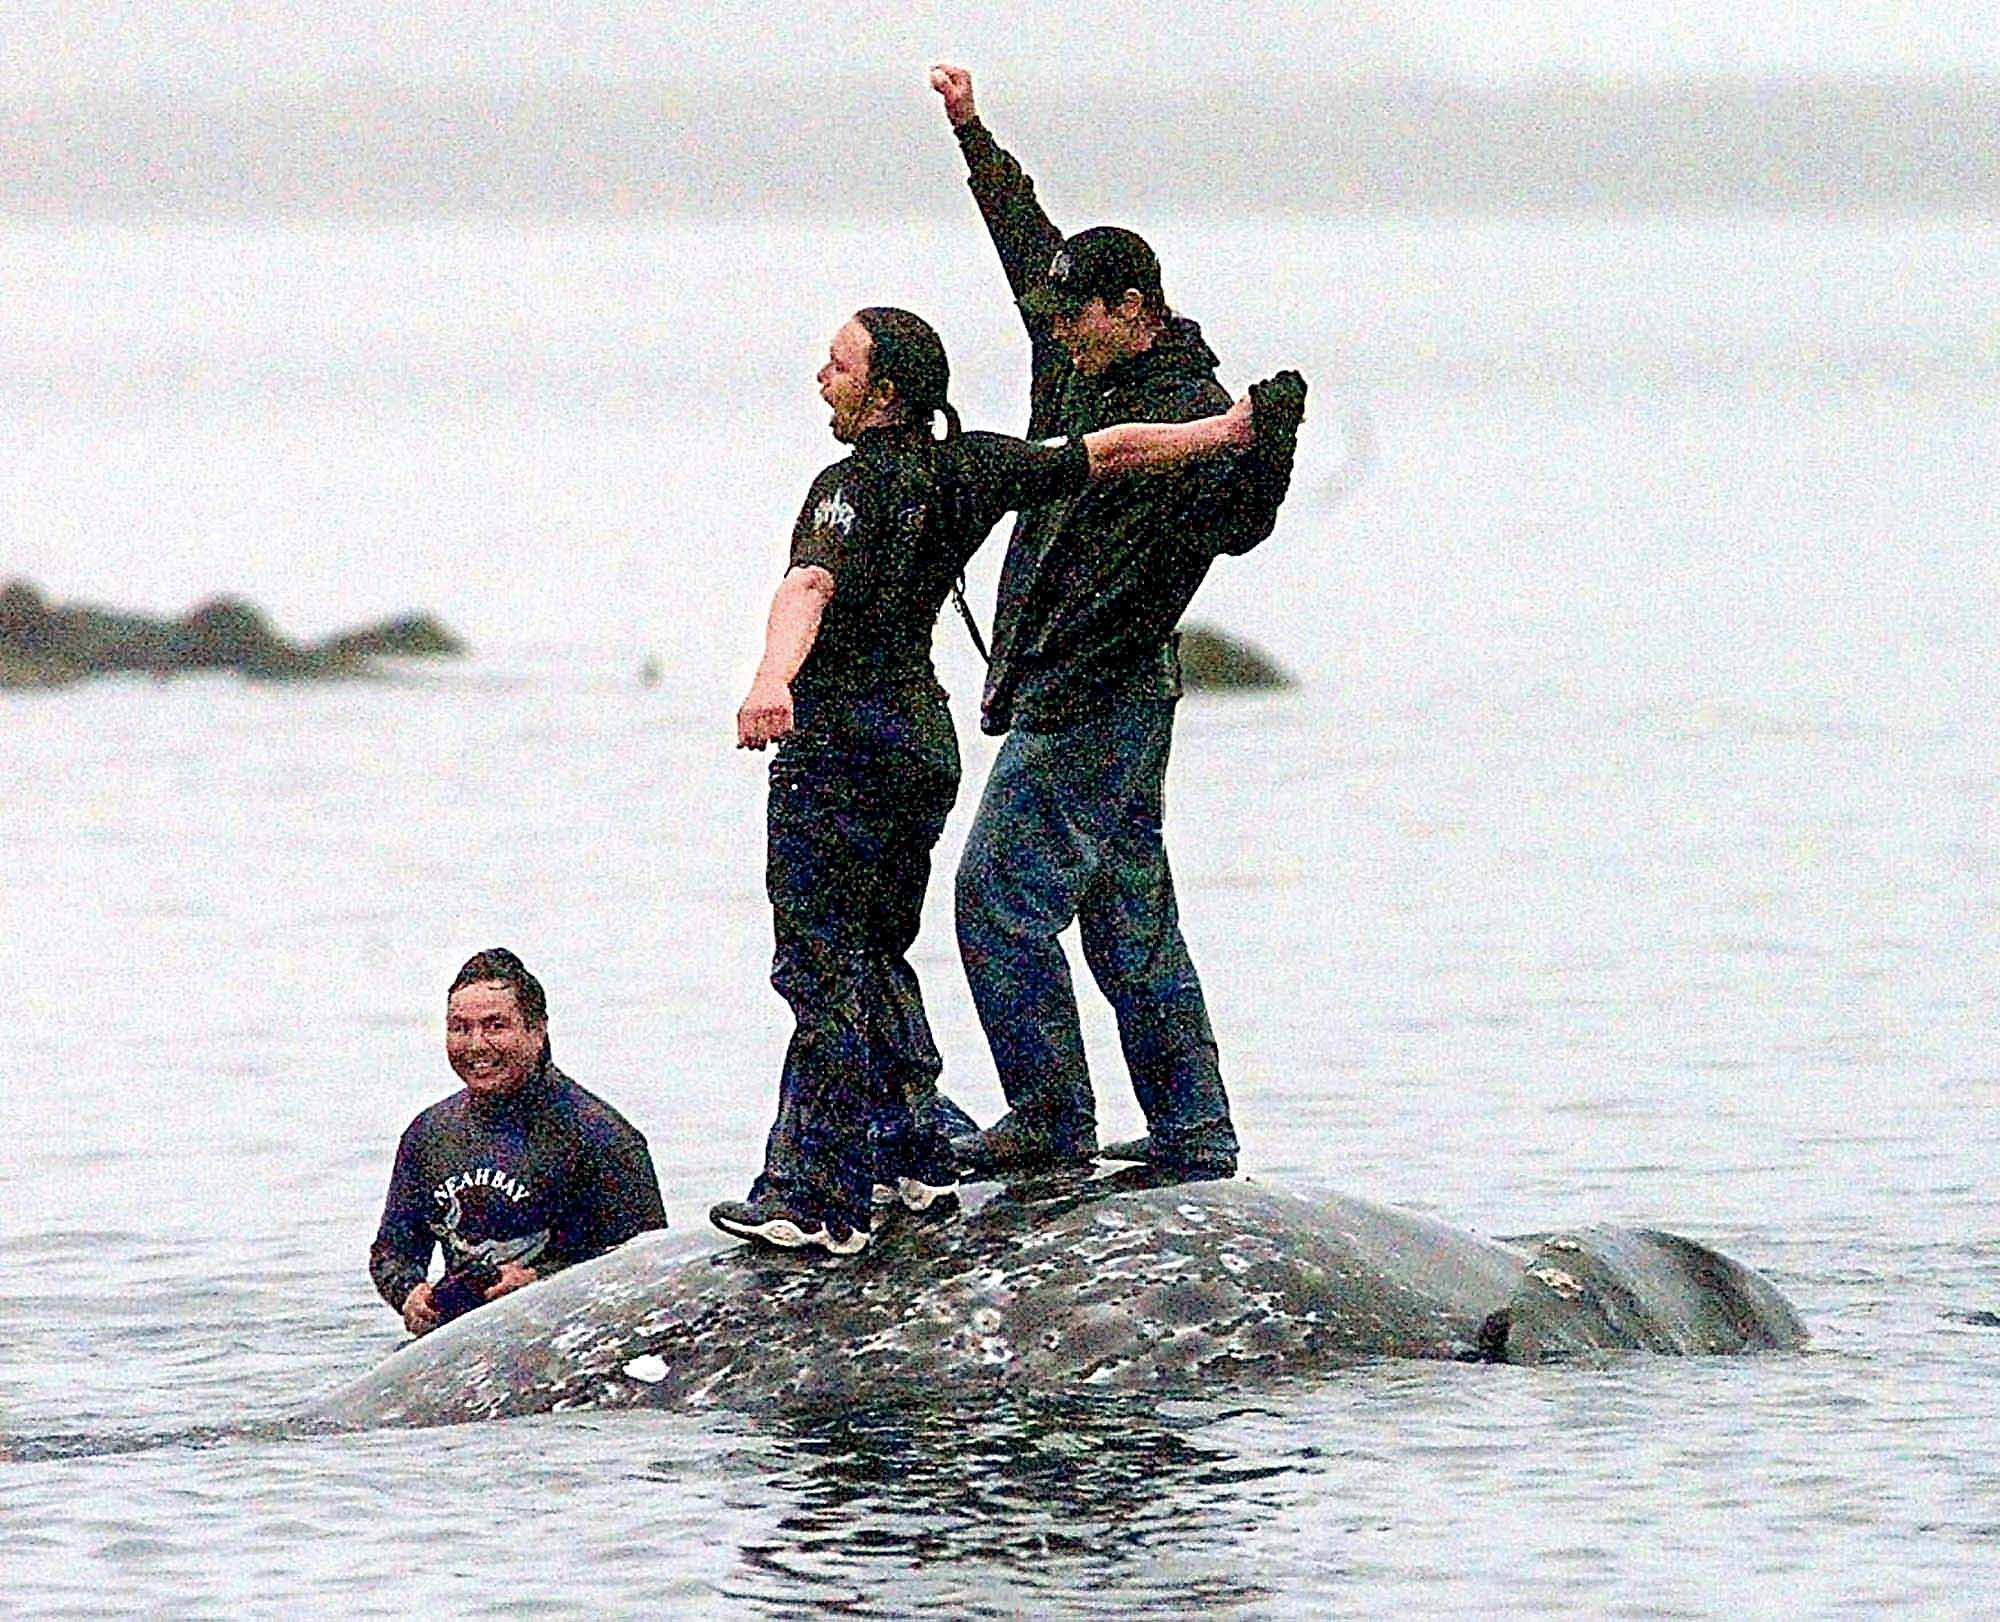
[737,566,834,750]
[931,64,1064,318]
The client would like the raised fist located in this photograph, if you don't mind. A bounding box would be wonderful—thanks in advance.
[929,63,977,128]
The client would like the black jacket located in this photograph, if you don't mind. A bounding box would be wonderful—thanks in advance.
[368,1055,666,1312]
[954,118,1298,733]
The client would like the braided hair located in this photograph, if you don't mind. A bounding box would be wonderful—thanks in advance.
[853,307,962,442]
[850,307,985,645]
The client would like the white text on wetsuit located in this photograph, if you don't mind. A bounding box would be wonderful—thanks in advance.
[433,1166,533,1207]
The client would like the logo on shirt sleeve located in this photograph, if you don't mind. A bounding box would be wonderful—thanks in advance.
[813,486,856,536]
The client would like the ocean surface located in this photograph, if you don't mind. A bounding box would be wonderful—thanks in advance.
[2,212,1996,1616]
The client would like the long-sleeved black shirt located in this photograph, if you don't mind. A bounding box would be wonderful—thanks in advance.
[368,1055,666,1312]
[952,117,1298,734]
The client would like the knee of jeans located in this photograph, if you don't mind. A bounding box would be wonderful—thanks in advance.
[1081,921,1163,992]
[960,841,1081,943]
[954,853,1001,934]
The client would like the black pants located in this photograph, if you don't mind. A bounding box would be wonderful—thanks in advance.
[750,685,961,1228]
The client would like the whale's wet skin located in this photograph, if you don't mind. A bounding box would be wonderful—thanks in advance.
[310,1179,1804,1431]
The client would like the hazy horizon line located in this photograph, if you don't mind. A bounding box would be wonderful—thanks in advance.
[6,71,1993,218]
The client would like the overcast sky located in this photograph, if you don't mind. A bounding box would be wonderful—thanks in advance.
[16,0,1999,100]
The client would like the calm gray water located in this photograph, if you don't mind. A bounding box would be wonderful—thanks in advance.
[2,215,1996,1615]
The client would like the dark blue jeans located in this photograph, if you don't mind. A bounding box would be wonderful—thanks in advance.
[751,688,961,1227]
[954,695,1237,1168]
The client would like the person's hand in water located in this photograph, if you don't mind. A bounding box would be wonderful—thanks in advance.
[403,1281,440,1337]
[483,1262,539,1302]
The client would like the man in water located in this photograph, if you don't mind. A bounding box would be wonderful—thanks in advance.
[370,949,667,1336]
[930,64,1305,1184]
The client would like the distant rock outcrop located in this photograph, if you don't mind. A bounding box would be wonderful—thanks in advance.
[319,615,466,660]
[1178,624,1295,691]
[0,579,464,689]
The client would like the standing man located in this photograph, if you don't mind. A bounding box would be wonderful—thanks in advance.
[710,305,1285,1257]
[370,949,667,1336]
[929,65,1305,1184]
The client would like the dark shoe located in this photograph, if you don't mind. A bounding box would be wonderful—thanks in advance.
[893,1173,959,1216]
[710,1197,870,1256]
[1099,1135,1153,1164]
[1147,1133,1237,1182]
[1098,1158,1235,1193]
[894,1135,961,1213]
[815,1214,870,1255]
[1156,1158,1235,1184]
[869,1181,961,1233]
[952,1113,1097,1182]
[874,1122,962,1219]
[1138,1125,1238,1182]
[1164,1157,1238,1184]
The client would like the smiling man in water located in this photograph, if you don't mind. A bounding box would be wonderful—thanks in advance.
[369,949,666,1337]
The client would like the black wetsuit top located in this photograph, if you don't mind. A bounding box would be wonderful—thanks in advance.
[952,117,1299,733]
[368,1054,667,1312]
[786,422,1090,729]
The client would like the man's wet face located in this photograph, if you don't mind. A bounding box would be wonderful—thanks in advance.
[818,319,880,442]
[446,981,545,1097]
[1049,294,1139,377]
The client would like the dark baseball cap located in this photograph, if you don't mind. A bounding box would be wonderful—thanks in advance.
[1021,226,1163,317]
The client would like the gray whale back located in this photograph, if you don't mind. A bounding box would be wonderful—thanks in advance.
[1501,1227,1809,1362]
[310,1180,1803,1431]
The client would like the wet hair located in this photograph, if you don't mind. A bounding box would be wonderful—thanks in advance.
[448,947,548,1027]
[854,307,962,441]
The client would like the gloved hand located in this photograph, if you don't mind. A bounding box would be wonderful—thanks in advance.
[1214,369,1309,557]
[1246,369,1307,485]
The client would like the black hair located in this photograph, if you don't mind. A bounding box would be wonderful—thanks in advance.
[853,307,962,441]
[448,947,548,1027]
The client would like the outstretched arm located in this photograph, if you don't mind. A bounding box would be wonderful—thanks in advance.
[737,566,834,750]
[1082,395,1255,479]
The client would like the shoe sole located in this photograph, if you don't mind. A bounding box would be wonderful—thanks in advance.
[712,1209,871,1257]
[711,1211,825,1249]
[959,1154,1095,1184]
[898,1176,959,1213]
